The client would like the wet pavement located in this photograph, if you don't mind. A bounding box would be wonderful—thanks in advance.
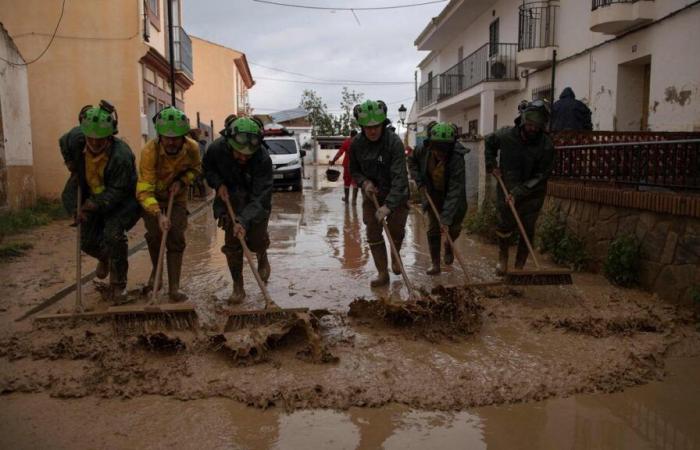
[1,166,699,449]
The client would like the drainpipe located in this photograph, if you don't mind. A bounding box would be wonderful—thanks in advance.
[549,49,557,131]
[167,0,176,107]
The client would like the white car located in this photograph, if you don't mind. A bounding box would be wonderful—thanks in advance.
[264,126,305,192]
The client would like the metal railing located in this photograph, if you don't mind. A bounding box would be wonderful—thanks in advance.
[519,1,558,51]
[418,43,518,110]
[592,0,642,11]
[552,132,700,191]
[171,26,193,80]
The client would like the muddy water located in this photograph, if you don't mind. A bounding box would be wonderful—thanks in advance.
[1,166,699,448]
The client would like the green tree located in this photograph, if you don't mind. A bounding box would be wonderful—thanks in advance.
[299,89,334,136]
[338,87,364,136]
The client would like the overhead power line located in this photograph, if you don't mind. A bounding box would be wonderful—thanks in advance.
[251,62,413,84]
[252,0,447,10]
[256,76,413,86]
[0,0,67,67]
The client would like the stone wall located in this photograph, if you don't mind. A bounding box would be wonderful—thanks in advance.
[544,195,700,304]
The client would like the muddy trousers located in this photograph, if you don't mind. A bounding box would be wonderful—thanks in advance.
[221,218,271,280]
[362,194,409,275]
[80,212,129,288]
[496,193,545,268]
[425,192,466,264]
[143,203,188,289]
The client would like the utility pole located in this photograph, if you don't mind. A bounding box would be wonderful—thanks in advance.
[167,0,176,106]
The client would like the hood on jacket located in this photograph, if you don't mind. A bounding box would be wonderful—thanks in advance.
[560,87,575,100]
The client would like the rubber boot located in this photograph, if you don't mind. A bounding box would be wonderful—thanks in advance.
[515,242,529,270]
[369,243,390,288]
[96,258,110,279]
[109,240,129,304]
[229,269,246,304]
[351,187,358,205]
[342,187,349,203]
[167,252,188,302]
[444,241,454,265]
[390,240,403,275]
[496,238,509,276]
[257,250,271,282]
[426,235,442,275]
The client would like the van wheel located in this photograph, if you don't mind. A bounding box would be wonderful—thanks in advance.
[293,179,302,192]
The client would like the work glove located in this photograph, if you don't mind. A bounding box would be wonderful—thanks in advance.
[217,185,230,202]
[375,205,391,223]
[158,212,171,232]
[362,180,378,195]
[232,220,246,239]
[510,184,529,201]
[329,159,336,166]
[169,180,183,195]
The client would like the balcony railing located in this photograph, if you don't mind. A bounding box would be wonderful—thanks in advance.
[168,26,193,81]
[519,1,558,51]
[592,0,640,11]
[552,131,700,191]
[418,43,518,110]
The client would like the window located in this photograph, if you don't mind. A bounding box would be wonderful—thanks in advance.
[489,19,500,57]
[427,71,433,101]
[147,0,160,31]
[532,85,553,103]
[468,120,478,137]
[147,97,157,139]
[144,67,156,84]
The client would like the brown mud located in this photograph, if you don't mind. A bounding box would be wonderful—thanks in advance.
[1,168,699,419]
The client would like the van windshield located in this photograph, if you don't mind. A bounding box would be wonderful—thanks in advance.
[265,139,297,155]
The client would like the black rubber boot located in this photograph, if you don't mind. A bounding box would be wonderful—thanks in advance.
[426,235,442,275]
[369,243,390,288]
[515,242,529,270]
[226,254,245,304]
[257,250,271,282]
[167,252,188,302]
[96,258,110,279]
[390,240,403,275]
[444,241,454,265]
[351,187,358,204]
[496,237,510,276]
[342,187,349,202]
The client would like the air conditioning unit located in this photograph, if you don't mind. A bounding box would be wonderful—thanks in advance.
[487,54,515,80]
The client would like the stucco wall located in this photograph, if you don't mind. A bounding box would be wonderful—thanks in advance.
[184,36,240,133]
[0,0,144,198]
[0,24,35,209]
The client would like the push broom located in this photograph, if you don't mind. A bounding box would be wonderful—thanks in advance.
[493,173,573,285]
[221,195,308,331]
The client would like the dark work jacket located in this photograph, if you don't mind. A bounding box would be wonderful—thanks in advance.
[551,87,593,131]
[408,143,468,226]
[485,126,555,200]
[61,135,140,230]
[59,126,85,165]
[348,129,409,210]
[203,136,273,230]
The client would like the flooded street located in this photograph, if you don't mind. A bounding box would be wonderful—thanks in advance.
[1,166,699,449]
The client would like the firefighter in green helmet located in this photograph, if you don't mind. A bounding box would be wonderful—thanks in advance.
[61,101,140,302]
[203,116,274,304]
[408,121,468,275]
[349,100,410,288]
[137,106,202,301]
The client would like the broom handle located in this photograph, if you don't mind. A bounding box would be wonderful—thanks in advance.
[369,192,417,299]
[75,184,83,313]
[424,191,471,283]
[222,195,276,309]
[151,190,175,303]
[493,173,541,269]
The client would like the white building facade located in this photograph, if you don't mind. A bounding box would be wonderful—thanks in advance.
[414,0,700,203]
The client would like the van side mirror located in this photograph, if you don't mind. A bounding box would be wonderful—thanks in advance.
[300,149,307,157]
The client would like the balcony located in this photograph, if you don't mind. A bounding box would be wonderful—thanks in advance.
[418,43,518,111]
[166,26,193,81]
[517,1,559,69]
[590,0,654,35]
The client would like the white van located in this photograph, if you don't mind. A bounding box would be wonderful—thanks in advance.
[263,124,305,191]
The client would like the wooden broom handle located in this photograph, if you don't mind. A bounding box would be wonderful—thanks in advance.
[75,184,83,313]
[424,191,471,283]
[222,194,276,309]
[151,189,175,303]
[493,173,541,269]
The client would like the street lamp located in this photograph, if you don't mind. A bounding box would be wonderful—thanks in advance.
[398,104,407,125]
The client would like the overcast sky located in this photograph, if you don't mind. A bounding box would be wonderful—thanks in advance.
[183,0,446,124]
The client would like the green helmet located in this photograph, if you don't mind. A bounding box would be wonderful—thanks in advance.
[154,106,190,137]
[428,122,457,143]
[80,107,116,138]
[226,117,263,155]
[353,100,387,127]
